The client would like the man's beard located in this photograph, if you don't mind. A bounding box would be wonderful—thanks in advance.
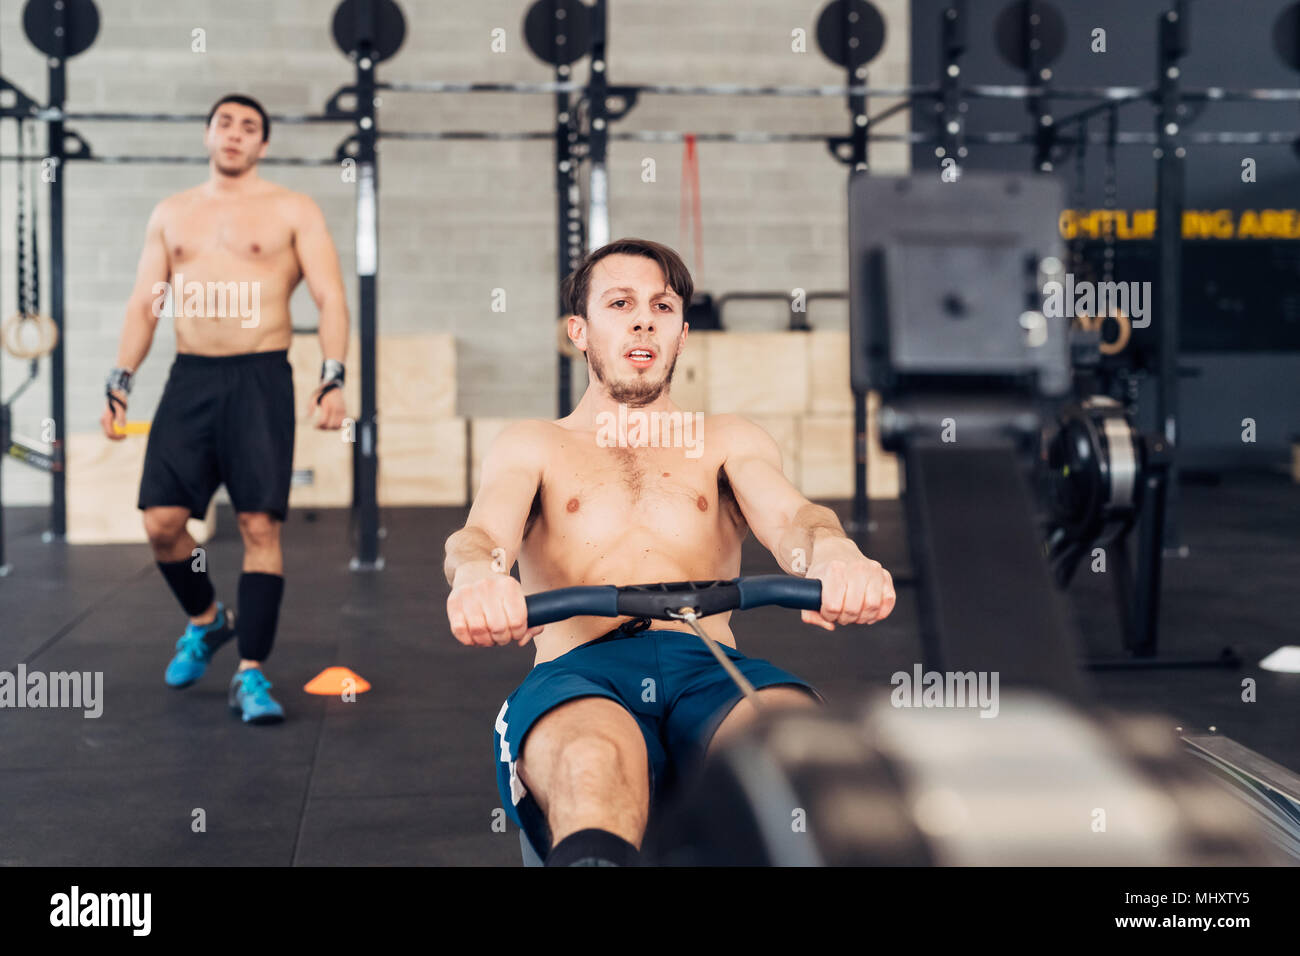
[214,154,254,177]
[587,344,677,408]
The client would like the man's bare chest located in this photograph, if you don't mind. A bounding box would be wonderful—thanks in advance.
[164,206,294,267]
[530,444,742,534]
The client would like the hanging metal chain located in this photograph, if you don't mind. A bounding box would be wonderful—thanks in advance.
[28,120,41,318]
[14,120,41,318]
[1069,115,1089,282]
[15,121,30,316]
[1102,104,1118,287]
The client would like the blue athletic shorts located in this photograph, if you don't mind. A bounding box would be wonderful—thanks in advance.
[493,620,820,855]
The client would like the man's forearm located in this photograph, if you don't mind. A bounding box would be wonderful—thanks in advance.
[114,309,159,373]
[444,525,505,586]
[776,503,857,573]
[317,298,348,364]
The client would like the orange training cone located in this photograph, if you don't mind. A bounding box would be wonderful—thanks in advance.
[304,666,371,696]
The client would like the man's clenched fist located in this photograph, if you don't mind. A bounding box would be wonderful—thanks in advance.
[802,541,896,631]
[447,564,544,647]
[100,391,128,441]
[308,385,348,430]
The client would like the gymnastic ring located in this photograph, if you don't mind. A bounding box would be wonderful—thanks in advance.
[1099,310,1131,356]
[2,311,60,360]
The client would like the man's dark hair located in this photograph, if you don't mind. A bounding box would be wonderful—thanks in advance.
[561,238,694,319]
[206,94,270,142]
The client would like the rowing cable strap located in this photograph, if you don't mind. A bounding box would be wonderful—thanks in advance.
[679,133,702,278]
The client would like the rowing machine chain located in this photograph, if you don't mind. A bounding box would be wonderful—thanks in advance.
[1103,104,1118,287]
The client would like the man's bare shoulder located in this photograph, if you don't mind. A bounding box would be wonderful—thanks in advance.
[152,187,204,218]
[704,413,779,456]
[279,187,323,214]
[484,419,567,470]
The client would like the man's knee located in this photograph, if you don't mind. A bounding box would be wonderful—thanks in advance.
[709,684,819,755]
[551,732,633,789]
[142,508,189,550]
[523,725,650,848]
[236,512,280,549]
[729,685,820,724]
[757,685,820,710]
[519,699,649,820]
[525,719,645,793]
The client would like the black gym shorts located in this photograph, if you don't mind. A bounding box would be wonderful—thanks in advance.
[138,350,295,521]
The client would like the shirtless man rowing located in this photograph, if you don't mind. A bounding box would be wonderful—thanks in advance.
[444,238,895,865]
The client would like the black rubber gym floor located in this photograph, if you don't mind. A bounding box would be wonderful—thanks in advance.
[1,474,1297,866]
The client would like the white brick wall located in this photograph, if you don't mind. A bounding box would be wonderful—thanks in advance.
[1,0,908,505]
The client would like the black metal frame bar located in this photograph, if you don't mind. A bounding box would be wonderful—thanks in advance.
[347,36,382,571]
[552,25,586,418]
[1153,1,1187,556]
[45,2,68,545]
[377,77,1300,103]
[846,0,890,541]
[554,75,579,417]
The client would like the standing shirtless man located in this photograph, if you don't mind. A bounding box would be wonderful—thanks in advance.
[100,94,349,724]
[444,238,896,865]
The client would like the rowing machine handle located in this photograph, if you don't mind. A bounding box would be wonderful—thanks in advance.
[524,575,822,628]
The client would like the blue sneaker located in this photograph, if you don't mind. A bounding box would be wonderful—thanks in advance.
[228,668,285,725]
[164,603,235,688]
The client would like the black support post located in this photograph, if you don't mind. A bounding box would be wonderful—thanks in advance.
[554,85,578,417]
[585,0,610,253]
[1154,2,1186,554]
[1,110,7,573]
[350,25,382,571]
[0,403,8,573]
[1024,0,1055,171]
[552,16,586,417]
[846,0,873,539]
[46,5,68,541]
[937,1,966,164]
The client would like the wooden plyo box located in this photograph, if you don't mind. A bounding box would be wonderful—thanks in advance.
[66,432,217,544]
[807,330,854,415]
[290,422,353,509]
[671,330,711,414]
[707,332,810,415]
[799,407,901,501]
[287,332,460,508]
[377,419,468,507]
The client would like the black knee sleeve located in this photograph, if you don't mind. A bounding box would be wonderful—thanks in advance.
[236,572,284,662]
[156,558,216,618]
[545,828,640,867]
